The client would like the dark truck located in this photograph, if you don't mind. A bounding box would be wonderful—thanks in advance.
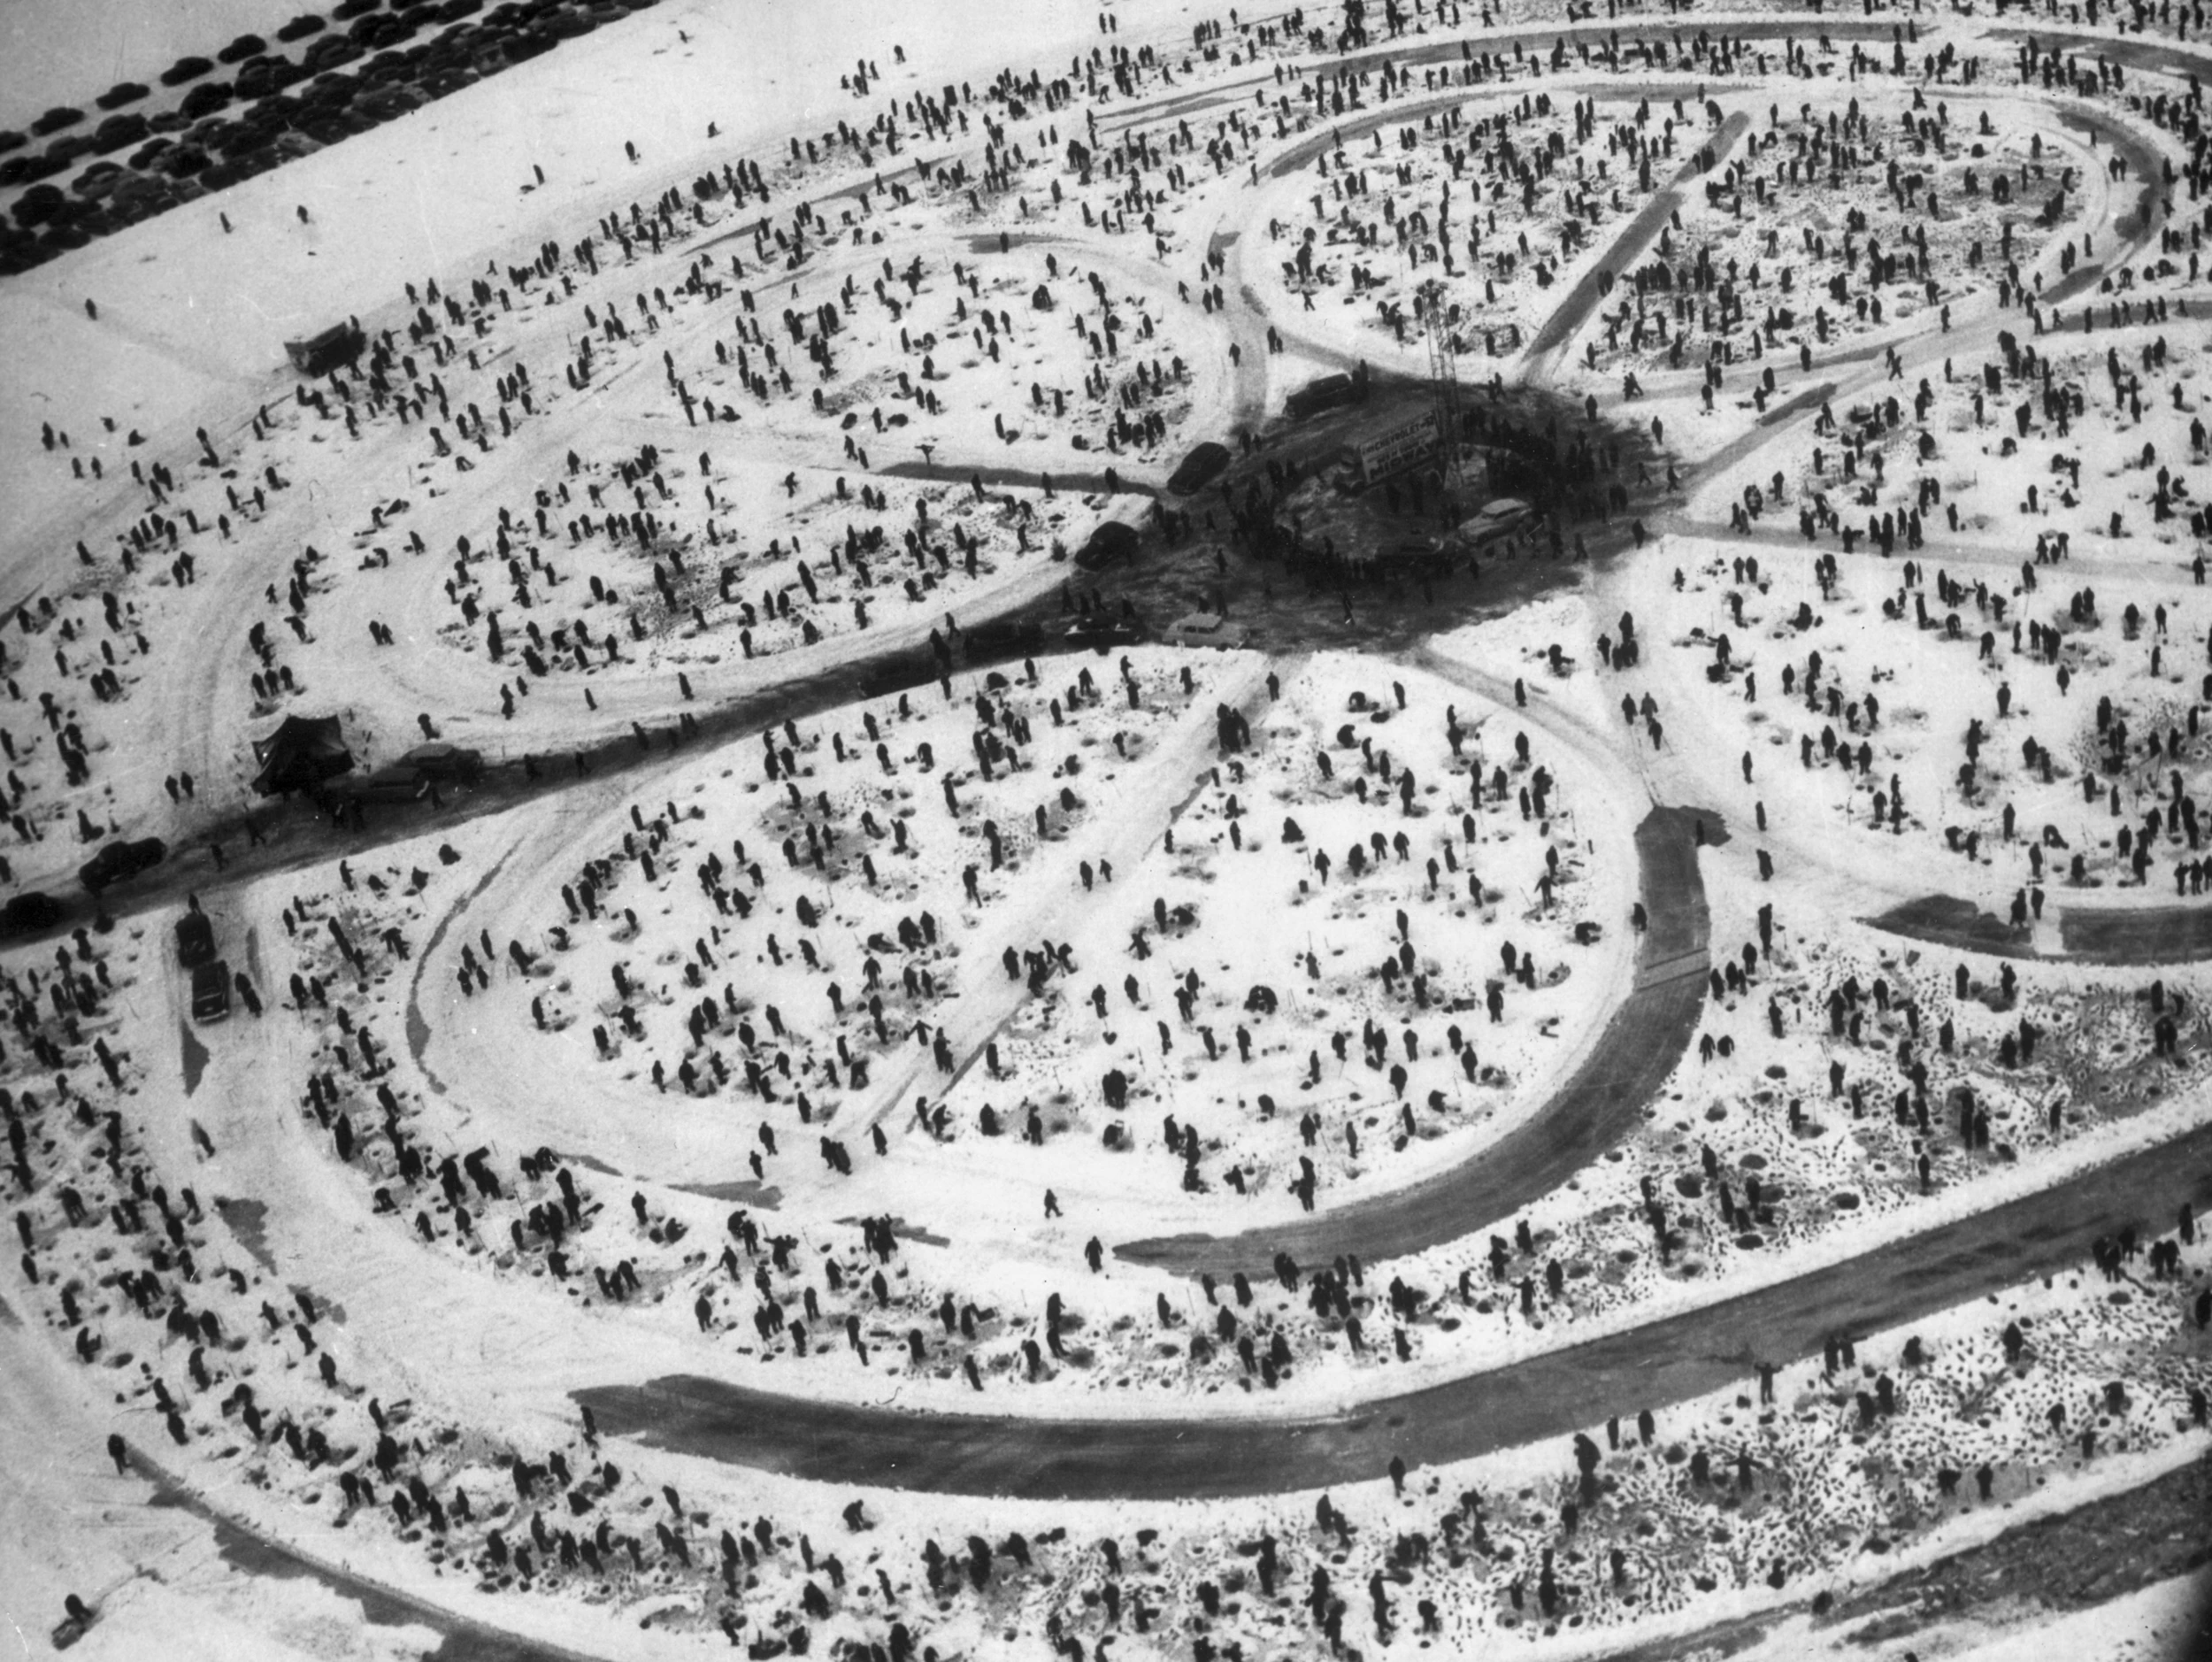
[1074,518,1141,572]
[399,742,485,783]
[174,909,217,967]
[79,835,165,894]
[338,741,488,809]
[1164,440,1231,496]
[284,319,365,375]
[1285,372,1365,421]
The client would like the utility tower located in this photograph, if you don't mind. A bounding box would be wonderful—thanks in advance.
[1419,278,1468,518]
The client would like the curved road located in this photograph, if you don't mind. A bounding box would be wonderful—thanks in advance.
[577,1117,2212,1499]
[1117,803,1714,1275]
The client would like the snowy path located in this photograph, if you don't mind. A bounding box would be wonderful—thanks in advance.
[1520,112,1752,381]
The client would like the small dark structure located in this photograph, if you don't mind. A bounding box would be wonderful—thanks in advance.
[1165,441,1232,496]
[78,836,165,893]
[283,319,364,375]
[1338,411,1439,491]
[1285,369,1367,421]
[191,959,231,1023]
[1075,519,1141,571]
[252,714,353,795]
[174,910,217,967]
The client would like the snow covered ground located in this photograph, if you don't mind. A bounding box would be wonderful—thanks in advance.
[4,0,2212,1658]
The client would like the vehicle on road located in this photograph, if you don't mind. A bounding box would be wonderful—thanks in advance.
[79,835,166,893]
[399,741,485,783]
[1075,517,1141,571]
[1164,611,1247,649]
[1064,613,1140,652]
[1457,496,1537,549]
[1165,441,1232,496]
[1285,371,1364,421]
[342,766,433,805]
[190,959,231,1022]
[0,891,65,935]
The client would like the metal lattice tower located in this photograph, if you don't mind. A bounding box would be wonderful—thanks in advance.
[1420,279,1467,515]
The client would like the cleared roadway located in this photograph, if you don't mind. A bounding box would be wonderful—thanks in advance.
[577,1119,2212,1499]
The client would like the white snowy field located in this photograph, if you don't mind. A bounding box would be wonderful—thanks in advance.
[0,0,1255,895]
[0,0,1223,479]
[160,643,1641,1419]
[9,870,2209,1662]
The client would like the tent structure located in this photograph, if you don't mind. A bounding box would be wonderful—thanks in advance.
[251,714,354,796]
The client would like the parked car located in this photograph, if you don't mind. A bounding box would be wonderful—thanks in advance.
[174,909,217,967]
[302,34,365,68]
[1164,610,1246,650]
[1457,496,1537,549]
[1075,519,1140,572]
[0,891,65,935]
[342,766,429,804]
[1285,371,1363,420]
[1165,440,1231,496]
[191,958,232,1022]
[79,835,166,893]
[90,112,151,153]
[1063,613,1138,651]
[178,82,234,120]
[400,741,484,783]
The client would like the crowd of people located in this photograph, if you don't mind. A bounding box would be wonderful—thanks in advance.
[8,0,2212,1653]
